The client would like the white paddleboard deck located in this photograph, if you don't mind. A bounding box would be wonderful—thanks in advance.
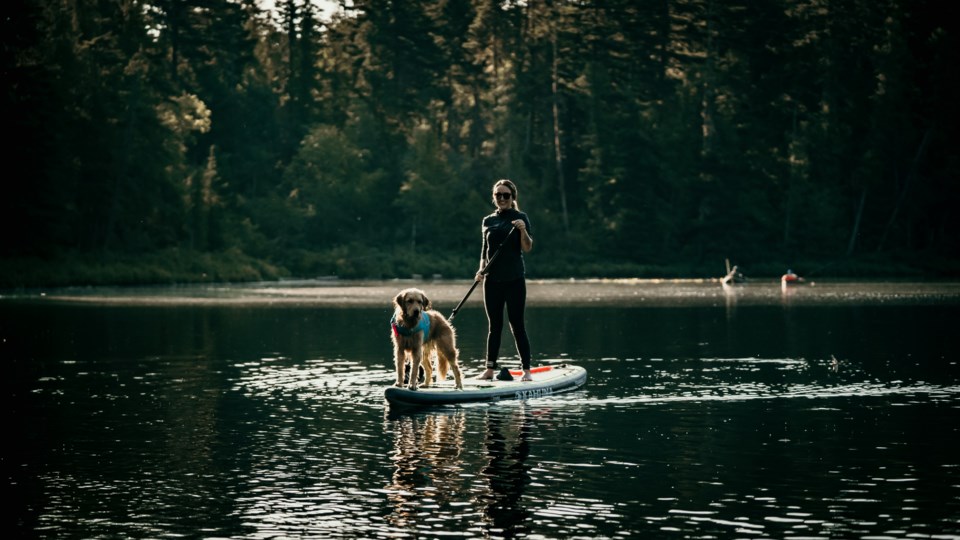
[384,364,587,407]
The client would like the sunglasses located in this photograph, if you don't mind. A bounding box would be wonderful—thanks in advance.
[494,192,513,200]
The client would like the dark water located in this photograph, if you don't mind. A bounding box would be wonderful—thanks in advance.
[4,282,960,539]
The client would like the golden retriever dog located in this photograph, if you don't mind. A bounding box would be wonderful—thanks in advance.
[391,287,463,391]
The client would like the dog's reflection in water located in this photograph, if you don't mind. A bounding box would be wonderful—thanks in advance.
[384,406,534,536]
[384,409,468,529]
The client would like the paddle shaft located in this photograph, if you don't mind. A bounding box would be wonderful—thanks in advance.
[449,226,517,321]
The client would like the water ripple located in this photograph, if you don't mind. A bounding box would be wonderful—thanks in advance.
[232,356,391,407]
[565,382,960,407]
[15,327,960,539]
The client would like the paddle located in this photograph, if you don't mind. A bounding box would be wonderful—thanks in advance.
[449,226,516,322]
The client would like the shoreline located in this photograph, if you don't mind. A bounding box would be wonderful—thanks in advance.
[4,279,960,307]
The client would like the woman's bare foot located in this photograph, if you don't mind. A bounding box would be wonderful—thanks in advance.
[477,368,495,380]
[521,369,533,381]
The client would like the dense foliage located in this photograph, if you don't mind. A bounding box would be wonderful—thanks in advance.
[3,0,958,285]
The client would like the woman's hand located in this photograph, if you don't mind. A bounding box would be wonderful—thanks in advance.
[475,271,485,282]
[512,220,533,252]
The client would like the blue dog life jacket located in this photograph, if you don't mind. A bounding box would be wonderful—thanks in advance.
[391,312,431,343]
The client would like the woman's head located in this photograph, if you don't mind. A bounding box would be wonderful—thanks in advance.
[492,179,520,211]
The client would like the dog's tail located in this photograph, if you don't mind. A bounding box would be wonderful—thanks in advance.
[437,353,449,381]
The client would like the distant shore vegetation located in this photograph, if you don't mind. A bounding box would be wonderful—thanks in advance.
[4,1,958,289]
[2,248,956,290]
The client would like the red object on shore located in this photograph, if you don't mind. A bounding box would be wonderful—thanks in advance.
[781,270,804,284]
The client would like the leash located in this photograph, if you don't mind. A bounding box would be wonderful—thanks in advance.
[449,226,517,322]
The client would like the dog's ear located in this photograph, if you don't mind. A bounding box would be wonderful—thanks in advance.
[421,292,431,310]
[395,292,404,308]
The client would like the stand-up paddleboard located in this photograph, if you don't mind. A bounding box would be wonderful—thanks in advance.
[384,364,587,407]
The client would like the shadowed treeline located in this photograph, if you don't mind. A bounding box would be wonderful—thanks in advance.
[3,0,958,287]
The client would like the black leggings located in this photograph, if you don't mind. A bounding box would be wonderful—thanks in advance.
[483,278,531,370]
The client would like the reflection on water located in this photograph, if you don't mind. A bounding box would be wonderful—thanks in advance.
[384,406,535,537]
[384,409,470,531]
[4,283,960,538]
[569,356,960,406]
[479,406,532,536]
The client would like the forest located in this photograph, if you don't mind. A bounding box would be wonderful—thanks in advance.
[3,0,958,288]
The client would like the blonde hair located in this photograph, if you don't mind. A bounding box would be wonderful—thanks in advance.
[492,179,520,211]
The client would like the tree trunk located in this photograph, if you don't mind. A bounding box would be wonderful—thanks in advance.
[877,129,931,251]
[551,23,569,234]
[847,188,867,256]
[700,0,716,157]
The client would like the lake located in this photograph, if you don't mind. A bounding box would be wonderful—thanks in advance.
[4,279,960,539]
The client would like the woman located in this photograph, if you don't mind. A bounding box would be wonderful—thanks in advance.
[476,179,534,381]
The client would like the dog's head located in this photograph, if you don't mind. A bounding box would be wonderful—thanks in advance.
[394,288,431,322]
